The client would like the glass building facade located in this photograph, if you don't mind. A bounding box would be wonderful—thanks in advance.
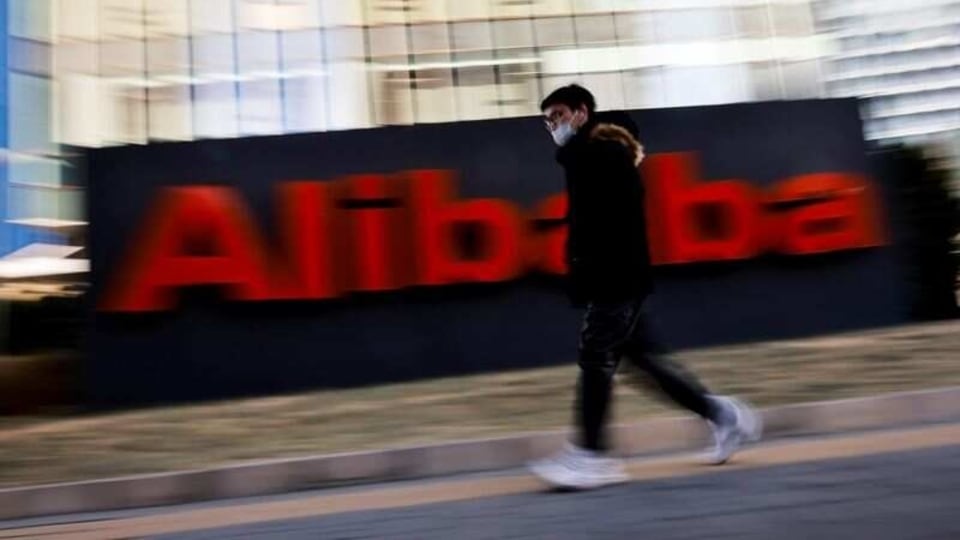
[815,0,960,143]
[814,0,960,190]
[50,0,828,147]
[1,0,67,256]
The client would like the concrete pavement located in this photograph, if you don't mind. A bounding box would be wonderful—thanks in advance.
[3,385,960,521]
[2,422,959,539]
[153,446,960,540]
[157,445,960,540]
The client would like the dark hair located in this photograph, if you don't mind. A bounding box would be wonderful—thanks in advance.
[540,84,596,114]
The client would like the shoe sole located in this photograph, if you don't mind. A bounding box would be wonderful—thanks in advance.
[528,461,629,491]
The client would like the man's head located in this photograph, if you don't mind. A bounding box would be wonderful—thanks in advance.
[540,84,595,146]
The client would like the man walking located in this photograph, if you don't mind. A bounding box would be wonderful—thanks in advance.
[530,84,761,490]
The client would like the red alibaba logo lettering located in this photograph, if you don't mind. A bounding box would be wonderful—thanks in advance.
[99,153,886,313]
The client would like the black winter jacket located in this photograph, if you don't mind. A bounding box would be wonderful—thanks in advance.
[555,113,653,306]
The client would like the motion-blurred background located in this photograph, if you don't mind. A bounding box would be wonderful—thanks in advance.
[0,0,956,464]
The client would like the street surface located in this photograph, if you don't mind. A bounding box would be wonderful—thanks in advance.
[2,423,958,539]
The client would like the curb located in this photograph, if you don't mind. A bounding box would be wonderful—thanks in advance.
[2,386,959,521]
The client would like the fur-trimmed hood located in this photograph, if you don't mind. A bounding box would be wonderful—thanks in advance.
[589,122,645,166]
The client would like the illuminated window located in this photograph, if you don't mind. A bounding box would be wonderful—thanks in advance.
[614,11,657,46]
[324,27,372,129]
[281,29,328,132]
[580,72,626,110]
[318,0,365,27]
[9,0,53,41]
[622,67,667,109]
[574,14,618,46]
[97,39,148,144]
[772,3,815,37]
[534,17,577,48]
[369,25,413,124]
[236,31,284,135]
[10,74,55,154]
[238,0,320,31]
[489,0,532,19]
[749,61,783,101]
[450,22,499,120]
[781,60,823,98]
[192,34,239,138]
[100,0,147,41]
[534,0,573,17]
[655,8,734,42]
[572,0,610,15]
[445,0,490,21]
[662,65,748,107]
[735,5,774,39]
[146,37,192,140]
[144,0,189,37]
[411,24,455,123]
[56,0,99,42]
[189,0,234,35]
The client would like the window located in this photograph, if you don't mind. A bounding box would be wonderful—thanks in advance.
[189,0,234,35]
[324,27,371,129]
[145,0,189,37]
[366,0,446,25]
[318,0,365,27]
[57,0,99,42]
[411,24,456,123]
[534,17,576,48]
[579,72,625,110]
[655,8,734,42]
[146,38,192,140]
[450,21,494,52]
[56,43,99,75]
[369,25,408,59]
[192,33,239,138]
[735,6,773,39]
[9,0,53,41]
[454,65,500,120]
[534,0,573,17]
[10,38,52,77]
[446,0,490,21]
[574,14,617,46]
[411,23,452,55]
[772,4,815,37]
[369,26,413,124]
[490,0,532,19]
[572,0,611,15]
[614,11,657,46]
[749,61,783,101]
[101,0,147,40]
[662,65,747,107]
[281,29,328,132]
[492,20,535,50]
[782,61,823,99]
[10,74,55,154]
[236,31,283,135]
[237,0,320,31]
[622,67,666,109]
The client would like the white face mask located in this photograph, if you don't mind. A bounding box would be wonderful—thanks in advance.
[551,121,576,146]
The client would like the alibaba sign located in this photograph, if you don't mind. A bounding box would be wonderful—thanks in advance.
[99,153,885,312]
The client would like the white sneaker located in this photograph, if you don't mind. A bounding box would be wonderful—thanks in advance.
[707,396,763,465]
[529,443,629,490]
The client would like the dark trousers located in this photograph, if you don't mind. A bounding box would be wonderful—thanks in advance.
[576,298,716,451]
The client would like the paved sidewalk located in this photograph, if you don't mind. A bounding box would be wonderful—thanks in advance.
[157,445,960,540]
[1,320,958,488]
[3,423,958,540]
